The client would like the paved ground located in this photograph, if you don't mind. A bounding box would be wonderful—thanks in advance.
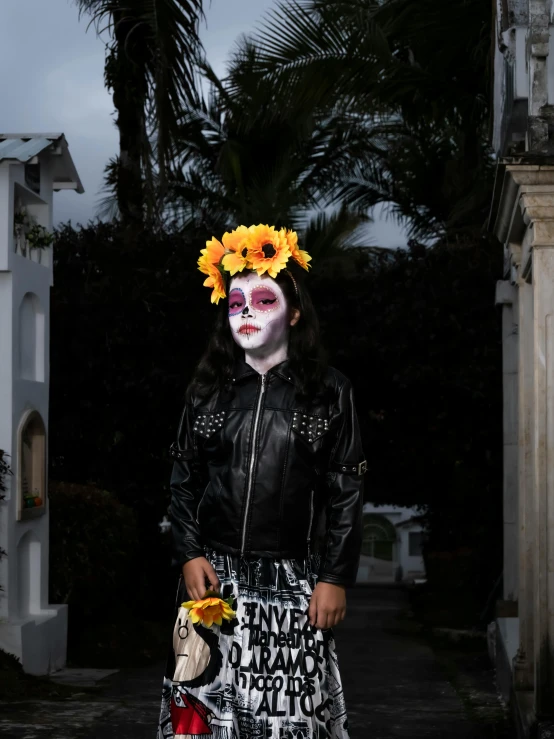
[0,586,514,738]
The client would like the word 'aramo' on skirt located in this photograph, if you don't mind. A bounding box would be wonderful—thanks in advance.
[156,547,350,739]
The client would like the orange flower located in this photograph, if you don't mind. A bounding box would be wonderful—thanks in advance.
[221,225,252,276]
[181,596,236,628]
[198,236,225,275]
[284,229,311,272]
[246,224,291,278]
[198,236,226,303]
[202,265,226,304]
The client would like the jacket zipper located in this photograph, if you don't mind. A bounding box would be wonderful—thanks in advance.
[241,373,267,554]
[307,489,315,543]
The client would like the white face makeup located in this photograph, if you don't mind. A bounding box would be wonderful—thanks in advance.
[228,272,290,355]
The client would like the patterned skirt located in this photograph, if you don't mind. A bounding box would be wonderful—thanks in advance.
[156,547,350,739]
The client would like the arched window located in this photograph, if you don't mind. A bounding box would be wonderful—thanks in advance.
[17,410,46,521]
[18,292,45,382]
[362,513,397,561]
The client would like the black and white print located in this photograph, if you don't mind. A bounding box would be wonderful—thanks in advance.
[157,547,350,739]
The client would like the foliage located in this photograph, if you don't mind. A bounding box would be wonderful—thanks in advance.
[48,478,177,666]
[13,208,54,250]
[50,222,502,624]
[49,222,213,620]
[168,55,373,243]
[75,0,205,225]
[48,481,139,617]
[0,450,11,500]
[0,451,11,591]
[216,0,494,242]
[310,234,504,611]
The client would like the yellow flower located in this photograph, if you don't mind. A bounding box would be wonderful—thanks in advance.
[221,225,252,276]
[246,224,291,278]
[202,265,226,304]
[198,237,225,275]
[182,596,236,628]
[284,229,311,271]
[197,236,226,303]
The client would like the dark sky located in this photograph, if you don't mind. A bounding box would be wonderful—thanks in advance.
[0,0,407,247]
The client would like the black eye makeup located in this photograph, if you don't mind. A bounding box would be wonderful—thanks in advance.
[228,288,246,316]
[250,286,280,312]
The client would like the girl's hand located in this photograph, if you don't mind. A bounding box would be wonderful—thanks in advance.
[182,557,220,601]
[308,582,346,629]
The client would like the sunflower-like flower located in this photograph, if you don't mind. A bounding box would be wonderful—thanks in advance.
[219,225,251,276]
[181,595,236,628]
[245,224,291,278]
[284,229,311,272]
[198,237,226,303]
[203,266,226,304]
[198,236,225,275]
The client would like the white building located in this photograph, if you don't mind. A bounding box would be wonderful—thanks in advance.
[490,2,554,735]
[0,133,82,675]
[356,502,426,584]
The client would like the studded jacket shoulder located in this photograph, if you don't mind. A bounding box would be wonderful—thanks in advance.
[168,358,366,587]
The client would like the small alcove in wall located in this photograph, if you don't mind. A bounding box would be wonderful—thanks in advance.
[18,292,45,382]
[16,530,42,617]
[17,410,46,521]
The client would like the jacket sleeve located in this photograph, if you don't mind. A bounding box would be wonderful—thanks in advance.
[168,397,208,568]
[318,378,366,587]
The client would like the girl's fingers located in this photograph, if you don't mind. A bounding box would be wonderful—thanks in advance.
[205,565,220,592]
[317,612,329,630]
[308,594,317,626]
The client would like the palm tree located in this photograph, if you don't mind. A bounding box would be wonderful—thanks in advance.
[75,0,204,228]
[167,55,376,248]
[227,0,493,242]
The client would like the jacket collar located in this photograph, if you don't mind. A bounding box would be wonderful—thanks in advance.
[232,357,297,385]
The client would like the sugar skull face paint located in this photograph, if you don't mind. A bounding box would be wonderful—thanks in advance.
[228,287,246,317]
[228,272,290,354]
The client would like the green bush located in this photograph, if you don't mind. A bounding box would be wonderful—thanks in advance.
[49,481,139,619]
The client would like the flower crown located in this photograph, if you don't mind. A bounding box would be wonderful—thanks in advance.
[197,223,312,304]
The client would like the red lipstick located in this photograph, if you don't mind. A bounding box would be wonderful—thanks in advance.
[238,323,261,336]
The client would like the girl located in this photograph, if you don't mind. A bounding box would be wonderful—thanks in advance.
[157,224,366,739]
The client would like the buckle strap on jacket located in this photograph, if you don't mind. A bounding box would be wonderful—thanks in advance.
[169,441,194,461]
[330,459,367,475]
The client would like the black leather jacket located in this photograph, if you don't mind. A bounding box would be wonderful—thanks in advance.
[168,358,366,587]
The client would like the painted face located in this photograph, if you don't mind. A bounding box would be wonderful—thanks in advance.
[228,272,290,353]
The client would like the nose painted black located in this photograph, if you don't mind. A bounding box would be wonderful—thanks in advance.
[242,306,250,316]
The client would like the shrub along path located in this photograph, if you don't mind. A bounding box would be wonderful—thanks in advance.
[0,586,513,738]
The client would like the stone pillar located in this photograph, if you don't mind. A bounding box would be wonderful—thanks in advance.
[495,280,519,602]
[531,241,554,724]
[492,165,554,732]
[513,276,535,691]
[517,178,554,726]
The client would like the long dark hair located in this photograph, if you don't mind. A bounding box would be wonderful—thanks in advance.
[189,262,327,400]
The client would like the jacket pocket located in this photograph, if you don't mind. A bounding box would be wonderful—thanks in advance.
[291,412,330,442]
[193,411,227,439]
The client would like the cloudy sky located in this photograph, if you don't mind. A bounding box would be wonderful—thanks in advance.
[1,0,408,247]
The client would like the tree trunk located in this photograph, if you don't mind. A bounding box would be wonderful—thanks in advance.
[109,11,149,231]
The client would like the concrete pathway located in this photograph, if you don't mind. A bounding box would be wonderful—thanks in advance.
[0,586,513,738]
[339,587,512,738]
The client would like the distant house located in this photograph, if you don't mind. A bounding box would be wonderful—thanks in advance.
[356,502,427,584]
